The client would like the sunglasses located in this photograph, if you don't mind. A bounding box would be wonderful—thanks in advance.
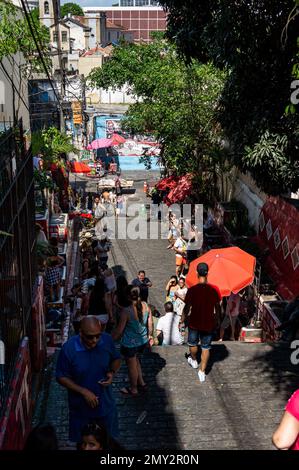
[82,332,101,340]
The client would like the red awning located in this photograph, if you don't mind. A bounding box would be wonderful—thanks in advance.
[71,161,91,174]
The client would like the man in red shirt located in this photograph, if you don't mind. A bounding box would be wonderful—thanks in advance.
[180,262,221,382]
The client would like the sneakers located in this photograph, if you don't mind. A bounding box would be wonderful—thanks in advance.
[187,356,198,369]
[198,370,206,383]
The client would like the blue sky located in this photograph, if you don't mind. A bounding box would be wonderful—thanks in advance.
[61,1,116,6]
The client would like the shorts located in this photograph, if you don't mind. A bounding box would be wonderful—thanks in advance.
[120,343,147,358]
[187,328,214,350]
[176,255,187,266]
[221,315,238,329]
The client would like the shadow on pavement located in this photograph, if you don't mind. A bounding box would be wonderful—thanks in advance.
[115,349,182,450]
[248,341,299,399]
[205,343,230,375]
[183,342,230,376]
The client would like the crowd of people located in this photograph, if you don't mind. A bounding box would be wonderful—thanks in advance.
[45,198,248,449]
[29,192,299,451]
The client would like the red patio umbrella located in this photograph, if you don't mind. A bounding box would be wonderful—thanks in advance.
[186,247,256,297]
[156,175,179,191]
[165,174,193,206]
[89,138,113,149]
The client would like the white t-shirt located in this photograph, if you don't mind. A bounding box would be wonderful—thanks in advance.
[156,312,184,346]
[174,237,186,258]
[81,276,96,294]
[174,287,188,316]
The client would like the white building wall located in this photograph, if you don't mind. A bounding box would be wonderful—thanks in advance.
[88,18,97,48]
[99,87,136,104]
[233,174,267,231]
[0,52,30,132]
[64,22,86,51]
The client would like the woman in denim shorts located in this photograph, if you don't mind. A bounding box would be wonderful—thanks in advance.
[112,286,153,396]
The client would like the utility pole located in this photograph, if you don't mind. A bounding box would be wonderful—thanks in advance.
[52,0,65,132]
[81,75,88,148]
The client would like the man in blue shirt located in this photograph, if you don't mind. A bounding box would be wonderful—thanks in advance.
[56,316,121,443]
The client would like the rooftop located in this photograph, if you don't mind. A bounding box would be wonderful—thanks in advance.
[80,44,114,58]
[61,16,91,31]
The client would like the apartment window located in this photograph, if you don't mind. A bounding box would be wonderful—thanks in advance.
[120,0,134,5]
[1,104,4,113]
[53,32,58,42]
[62,31,68,43]
[135,0,149,5]
[44,1,49,15]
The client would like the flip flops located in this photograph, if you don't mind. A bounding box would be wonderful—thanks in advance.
[120,387,139,397]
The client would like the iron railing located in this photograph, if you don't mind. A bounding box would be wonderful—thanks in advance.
[0,120,36,415]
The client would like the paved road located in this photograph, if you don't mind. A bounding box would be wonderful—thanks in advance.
[33,170,299,450]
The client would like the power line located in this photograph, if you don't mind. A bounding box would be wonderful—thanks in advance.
[0,5,44,116]
[0,61,30,113]
[51,0,66,131]
[19,0,62,108]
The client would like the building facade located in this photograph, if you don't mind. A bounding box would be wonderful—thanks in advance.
[83,5,167,43]
[0,119,36,449]
[48,13,132,75]
[26,0,39,9]
[39,0,55,28]
[119,1,160,5]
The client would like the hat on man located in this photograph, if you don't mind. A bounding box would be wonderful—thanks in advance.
[197,262,209,276]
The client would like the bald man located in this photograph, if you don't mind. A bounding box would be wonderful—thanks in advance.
[56,316,121,443]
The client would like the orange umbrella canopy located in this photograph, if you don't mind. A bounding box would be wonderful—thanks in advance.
[186,247,256,297]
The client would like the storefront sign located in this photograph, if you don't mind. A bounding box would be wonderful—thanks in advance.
[72,101,82,125]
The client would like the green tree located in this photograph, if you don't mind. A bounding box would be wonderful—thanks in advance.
[160,0,299,195]
[0,1,51,74]
[89,35,226,201]
[285,0,299,115]
[60,2,84,18]
[32,127,79,168]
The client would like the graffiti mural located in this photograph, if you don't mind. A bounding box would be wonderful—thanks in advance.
[94,115,160,157]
